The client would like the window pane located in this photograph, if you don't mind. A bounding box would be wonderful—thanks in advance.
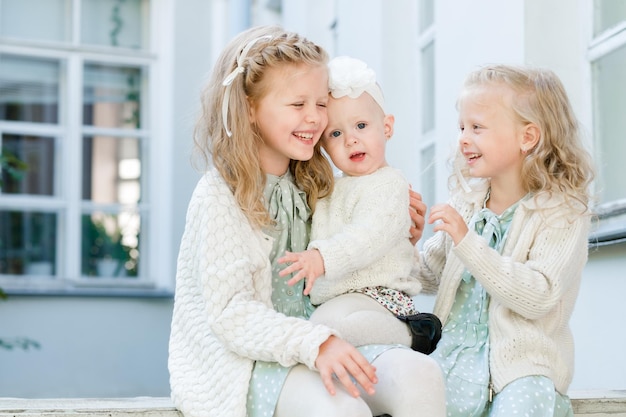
[0,0,69,43]
[1,133,55,196]
[592,43,626,203]
[0,54,60,124]
[593,0,626,36]
[421,41,435,133]
[81,211,139,278]
[82,135,141,204]
[419,0,434,33]
[81,0,147,49]
[83,63,142,129]
[0,210,57,276]
[420,144,436,245]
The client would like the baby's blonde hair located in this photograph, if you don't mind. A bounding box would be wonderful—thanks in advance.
[193,25,333,229]
[451,64,595,211]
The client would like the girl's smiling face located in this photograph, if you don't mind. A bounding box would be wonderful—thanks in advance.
[250,63,329,176]
[457,83,527,186]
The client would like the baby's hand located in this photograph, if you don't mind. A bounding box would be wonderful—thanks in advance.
[428,203,468,245]
[278,249,325,295]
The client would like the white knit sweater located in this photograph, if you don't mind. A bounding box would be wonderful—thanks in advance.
[168,168,337,417]
[414,180,591,394]
[308,167,422,305]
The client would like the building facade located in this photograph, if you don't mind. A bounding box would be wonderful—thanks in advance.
[0,0,624,397]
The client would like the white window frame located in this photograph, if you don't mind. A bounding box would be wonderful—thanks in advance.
[585,0,626,247]
[0,0,174,295]
[416,5,436,247]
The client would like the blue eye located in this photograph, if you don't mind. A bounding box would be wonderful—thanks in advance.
[330,130,342,138]
[357,122,366,129]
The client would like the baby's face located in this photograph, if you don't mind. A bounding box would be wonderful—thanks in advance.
[321,93,393,176]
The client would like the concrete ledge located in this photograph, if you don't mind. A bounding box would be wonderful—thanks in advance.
[0,398,181,417]
[1,391,625,416]
[571,390,626,416]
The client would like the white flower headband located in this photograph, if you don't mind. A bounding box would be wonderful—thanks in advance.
[221,35,273,137]
[328,56,386,113]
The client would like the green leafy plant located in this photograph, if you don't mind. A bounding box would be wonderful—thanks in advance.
[82,215,134,277]
[0,146,28,189]
[0,338,40,350]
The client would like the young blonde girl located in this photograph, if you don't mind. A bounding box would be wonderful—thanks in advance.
[415,64,594,417]
[168,25,444,417]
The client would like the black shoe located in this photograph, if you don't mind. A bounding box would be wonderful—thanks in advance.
[397,312,442,354]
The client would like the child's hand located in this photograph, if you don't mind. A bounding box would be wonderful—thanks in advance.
[409,187,427,246]
[278,249,325,295]
[315,335,377,397]
[428,203,468,245]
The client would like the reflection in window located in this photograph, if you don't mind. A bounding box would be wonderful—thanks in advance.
[0,210,57,276]
[420,144,436,245]
[418,0,434,34]
[593,0,626,36]
[592,43,626,204]
[421,41,435,133]
[81,0,146,49]
[82,135,141,205]
[0,54,60,124]
[81,211,139,278]
[83,63,142,129]
[1,134,55,196]
[0,0,69,43]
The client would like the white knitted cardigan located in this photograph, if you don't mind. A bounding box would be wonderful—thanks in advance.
[309,166,422,305]
[415,180,591,395]
[168,168,337,417]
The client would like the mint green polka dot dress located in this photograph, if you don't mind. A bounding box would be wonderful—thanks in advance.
[247,172,396,417]
[431,193,573,417]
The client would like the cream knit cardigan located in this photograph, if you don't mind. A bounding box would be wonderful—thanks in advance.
[309,167,422,305]
[168,168,337,417]
[415,181,590,395]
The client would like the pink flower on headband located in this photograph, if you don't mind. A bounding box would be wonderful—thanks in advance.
[328,56,386,112]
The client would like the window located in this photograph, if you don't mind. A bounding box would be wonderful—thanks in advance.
[0,0,154,289]
[418,0,434,34]
[420,41,435,134]
[588,0,626,245]
[417,0,436,248]
[419,144,436,245]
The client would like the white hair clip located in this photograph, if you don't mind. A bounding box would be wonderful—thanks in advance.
[221,35,272,137]
[328,56,386,112]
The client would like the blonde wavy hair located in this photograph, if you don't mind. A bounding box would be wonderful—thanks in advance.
[193,25,334,229]
[451,64,595,211]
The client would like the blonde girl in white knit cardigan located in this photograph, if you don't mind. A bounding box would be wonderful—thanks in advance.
[168,25,444,417]
[414,64,595,417]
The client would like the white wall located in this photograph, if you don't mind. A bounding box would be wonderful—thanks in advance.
[573,242,626,390]
[0,296,173,397]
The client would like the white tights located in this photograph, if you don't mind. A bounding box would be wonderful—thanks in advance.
[275,347,446,417]
[309,293,412,347]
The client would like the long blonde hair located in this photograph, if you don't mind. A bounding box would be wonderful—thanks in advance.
[193,25,334,229]
[451,64,595,211]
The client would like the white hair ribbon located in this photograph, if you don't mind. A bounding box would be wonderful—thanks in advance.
[221,35,272,137]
